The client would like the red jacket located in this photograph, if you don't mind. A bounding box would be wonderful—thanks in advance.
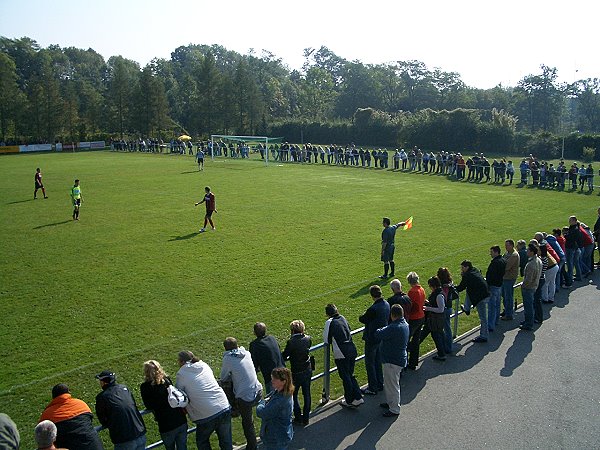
[580,225,593,246]
[407,285,426,320]
[546,244,560,263]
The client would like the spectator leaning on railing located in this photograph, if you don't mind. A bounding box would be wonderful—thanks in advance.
[359,285,390,395]
[95,370,146,450]
[324,303,364,409]
[140,360,188,450]
[175,350,232,450]
[282,320,312,426]
[249,322,284,395]
[39,383,104,450]
[0,413,20,450]
[374,304,409,417]
[456,260,490,344]
[405,272,426,370]
[220,337,263,450]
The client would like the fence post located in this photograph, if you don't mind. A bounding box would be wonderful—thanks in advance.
[321,342,331,404]
[453,296,460,339]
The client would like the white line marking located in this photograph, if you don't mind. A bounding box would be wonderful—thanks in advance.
[1,213,592,394]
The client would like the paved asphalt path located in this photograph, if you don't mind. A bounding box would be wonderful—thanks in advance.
[286,271,600,450]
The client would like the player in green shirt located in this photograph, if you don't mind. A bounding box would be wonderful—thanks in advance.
[70,179,83,220]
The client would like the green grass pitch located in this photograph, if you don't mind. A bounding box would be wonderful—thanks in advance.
[0,151,597,447]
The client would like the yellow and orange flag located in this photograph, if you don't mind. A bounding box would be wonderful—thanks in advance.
[403,216,413,231]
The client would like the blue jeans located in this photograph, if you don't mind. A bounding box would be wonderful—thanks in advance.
[114,435,146,450]
[556,259,565,291]
[364,341,383,391]
[581,243,594,274]
[292,369,312,422]
[534,278,545,323]
[565,247,581,284]
[502,279,516,318]
[476,298,489,339]
[238,396,260,450]
[444,307,453,354]
[488,286,502,330]
[521,287,535,328]
[335,356,362,403]
[161,423,188,450]
[195,410,232,450]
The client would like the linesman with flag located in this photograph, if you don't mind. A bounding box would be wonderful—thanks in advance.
[379,216,412,279]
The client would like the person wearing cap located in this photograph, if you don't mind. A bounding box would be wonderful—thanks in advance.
[34,420,63,450]
[39,383,104,449]
[175,350,232,450]
[95,370,146,449]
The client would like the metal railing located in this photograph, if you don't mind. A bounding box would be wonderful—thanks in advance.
[96,280,526,448]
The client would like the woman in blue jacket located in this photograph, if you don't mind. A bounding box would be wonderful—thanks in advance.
[256,368,294,450]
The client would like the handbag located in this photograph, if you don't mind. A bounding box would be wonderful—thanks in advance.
[167,384,189,408]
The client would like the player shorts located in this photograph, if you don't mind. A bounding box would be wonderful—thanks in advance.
[35,182,43,189]
[73,199,81,208]
[205,209,213,218]
[381,245,395,262]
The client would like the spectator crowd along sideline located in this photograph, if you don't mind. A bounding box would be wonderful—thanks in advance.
[3,212,599,450]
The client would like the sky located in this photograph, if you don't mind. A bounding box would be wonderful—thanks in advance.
[1,0,598,89]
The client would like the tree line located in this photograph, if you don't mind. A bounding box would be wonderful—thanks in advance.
[1,37,599,159]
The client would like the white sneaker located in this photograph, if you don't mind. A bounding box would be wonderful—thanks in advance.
[211,227,216,231]
[199,228,206,233]
[351,398,364,407]
[341,399,355,408]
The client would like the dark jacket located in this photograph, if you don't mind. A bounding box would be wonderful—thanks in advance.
[387,292,412,318]
[140,378,187,434]
[323,314,357,360]
[565,223,583,249]
[359,298,390,343]
[282,334,312,374]
[518,247,528,277]
[249,335,284,383]
[456,267,490,306]
[40,393,104,450]
[95,382,146,444]
[486,255,506,287]
[374,318,409,367]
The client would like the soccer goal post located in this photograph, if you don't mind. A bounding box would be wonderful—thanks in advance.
[210,135,284,166]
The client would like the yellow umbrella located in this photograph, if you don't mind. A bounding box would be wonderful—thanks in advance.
[178,135,192,141]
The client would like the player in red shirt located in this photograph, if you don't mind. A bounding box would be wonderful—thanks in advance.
[195,186,217,232]
[34,168,48,199]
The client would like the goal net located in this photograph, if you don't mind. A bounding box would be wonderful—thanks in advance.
[210,135,284,166]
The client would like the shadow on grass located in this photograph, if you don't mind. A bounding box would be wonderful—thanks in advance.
[33,220,72,229]
[180,170,200,174]
[168,232,198,241]
[7,198,34,204]
[349,281,380,299]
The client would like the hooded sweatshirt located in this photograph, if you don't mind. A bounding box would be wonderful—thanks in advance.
[176,360,230,423]
[220,346,263,403]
